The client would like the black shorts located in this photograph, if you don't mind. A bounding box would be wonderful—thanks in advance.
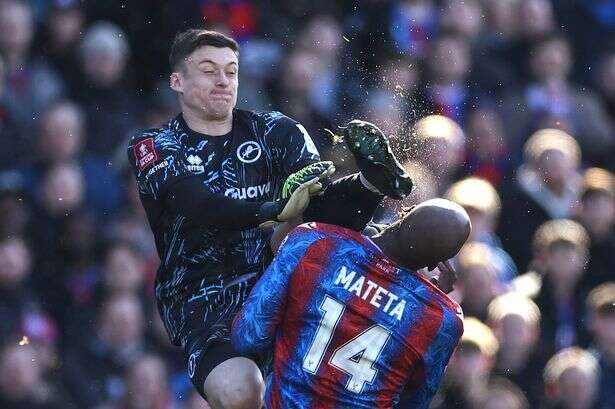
[178,272,269,398]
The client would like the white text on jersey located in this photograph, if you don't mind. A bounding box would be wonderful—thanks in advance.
[334,266,406,321]
[224,182,271,199]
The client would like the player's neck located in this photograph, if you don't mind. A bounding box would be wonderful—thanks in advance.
[373,228,421,271]
[182,109,233,136]
[372,233,409,269]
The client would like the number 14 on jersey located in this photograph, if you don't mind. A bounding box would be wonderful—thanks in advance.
[302,296,392,394]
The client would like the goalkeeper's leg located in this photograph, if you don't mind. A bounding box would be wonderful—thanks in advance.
[304,173,384,232]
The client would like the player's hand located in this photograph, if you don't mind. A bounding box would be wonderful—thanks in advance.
[258,177,321,228]
[429,260,457,294]
[282,161,336,199]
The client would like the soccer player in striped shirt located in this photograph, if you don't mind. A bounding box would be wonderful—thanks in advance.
[232,199,471,408]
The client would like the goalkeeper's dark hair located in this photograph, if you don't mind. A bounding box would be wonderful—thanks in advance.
[169,29,239,71]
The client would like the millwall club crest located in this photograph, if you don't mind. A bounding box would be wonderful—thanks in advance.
[186,154,204,173]
[134,138,158,171]
[236,141,262,164]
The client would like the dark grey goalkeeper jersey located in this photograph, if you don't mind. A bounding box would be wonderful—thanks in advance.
[127,109,319,343]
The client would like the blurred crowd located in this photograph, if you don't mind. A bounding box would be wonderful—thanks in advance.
[0,0,613,408]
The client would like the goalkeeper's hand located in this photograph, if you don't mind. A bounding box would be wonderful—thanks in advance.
[258,161,336,228]
[258,177,320,228]
[281,161,336,199]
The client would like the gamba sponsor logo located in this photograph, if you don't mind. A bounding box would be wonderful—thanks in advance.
[225,182,271,199]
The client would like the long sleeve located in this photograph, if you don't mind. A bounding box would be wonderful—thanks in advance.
[231,226,319,352]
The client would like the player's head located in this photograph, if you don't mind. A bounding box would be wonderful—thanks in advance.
[387,198,471,270]
[169,29,239,121]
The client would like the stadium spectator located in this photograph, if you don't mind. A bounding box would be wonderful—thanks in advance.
[440,0,483,41]
[20,100,122,218]
[478,378,529,409]
[445,177,517,282]
[464,107,511,185]
[504,0,557,83]
[276,47,335,156]
[432,317,499,409]
[0,170,29,238]
[296,15,344,121]
[112,354,173,409]
[0,236,53,342]
[102,241,147,297]
[576,168,615,293]
[483,0,520,40]
[63,293,147,408]
[0,342,73,409]
[498,128,582,270]
[501,34,613,162]
[0,0,64,137]
[76,21,141,158]
[28,162,86,285]
[513,219,590,359]
[0,54,28,170]
[542,347,599,409]
[487,292,544,407]
[455,242,505,320]
[417,33,475,124]
[471,0,520,95]
[389,0,438,59]
[585,282,615,409]
[36,0,84,93]
[410,114,465,194]
[596,50,615,128]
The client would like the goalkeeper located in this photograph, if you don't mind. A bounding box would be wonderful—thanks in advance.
[127,28,413,408]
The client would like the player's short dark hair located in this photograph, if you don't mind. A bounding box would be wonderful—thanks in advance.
[169,29,239,71]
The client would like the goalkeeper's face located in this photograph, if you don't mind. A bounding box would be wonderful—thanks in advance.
[173,45,238,121]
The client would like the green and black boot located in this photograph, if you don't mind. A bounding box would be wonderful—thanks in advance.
[343,120,413,199]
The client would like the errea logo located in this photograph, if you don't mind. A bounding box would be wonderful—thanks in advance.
[236,141,261,164]
[186,154,204,173]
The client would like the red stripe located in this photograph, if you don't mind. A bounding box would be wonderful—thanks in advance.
[310,222,370,247]
[269,237,338,409]
[375,298,444,408]
[309,258,406,409]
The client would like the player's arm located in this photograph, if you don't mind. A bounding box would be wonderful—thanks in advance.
[127,132,321,229]
[267,114,382,231]
[231,228,317,352]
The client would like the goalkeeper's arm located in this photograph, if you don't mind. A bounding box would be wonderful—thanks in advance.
[164,162,333,229]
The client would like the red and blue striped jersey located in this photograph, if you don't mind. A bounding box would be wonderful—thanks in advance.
[232,223,464,409]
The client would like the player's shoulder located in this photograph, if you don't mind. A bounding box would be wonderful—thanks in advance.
[236,109,299,132]
[292,222,372,248]
[127,117,181,149]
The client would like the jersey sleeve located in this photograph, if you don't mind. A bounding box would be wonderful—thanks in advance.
[126,129,190,201]
[266,113,321,175]
[231,225,323,353]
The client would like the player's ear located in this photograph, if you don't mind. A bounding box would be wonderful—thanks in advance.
[170,71,183,93]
